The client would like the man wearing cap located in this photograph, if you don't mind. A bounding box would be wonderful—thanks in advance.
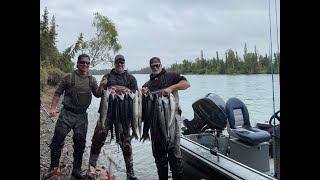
[141,57,190,180]
[87,54,139,180]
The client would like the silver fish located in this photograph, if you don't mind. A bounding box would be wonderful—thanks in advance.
[128,91,135,100]
[131,91,139,140]
[138,89,143,137]
[168,93,176,128]
[108,85,129,95]
[100,89,110,130]
[161,95,170,138]
[168,93,176,144]
[116,93,125,101]
[157,96,168,141]
[150,88,165,95]
[107,93,116,141]
[141,92,153,142]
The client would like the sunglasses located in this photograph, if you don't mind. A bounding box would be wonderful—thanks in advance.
[115,61,125,65]
[150,64,161,68]
[78,60,90,65]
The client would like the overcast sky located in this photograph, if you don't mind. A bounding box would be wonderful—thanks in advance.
[40,0,280,71]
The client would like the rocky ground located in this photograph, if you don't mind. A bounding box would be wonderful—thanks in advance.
[40,85,99,180]
[40,85,164,180]
[40,85,73,179]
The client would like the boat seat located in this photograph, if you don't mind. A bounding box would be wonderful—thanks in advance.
[225,97,271,145]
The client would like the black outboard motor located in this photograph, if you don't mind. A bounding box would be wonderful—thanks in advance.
[183,93,227,134]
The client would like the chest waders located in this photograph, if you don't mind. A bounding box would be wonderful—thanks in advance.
[47,71,94,180]
[64,71,93,114]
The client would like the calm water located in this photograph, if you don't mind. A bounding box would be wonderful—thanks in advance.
[84,74,280,180]
[92,74,280,125]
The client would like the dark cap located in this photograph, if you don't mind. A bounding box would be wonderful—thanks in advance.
[149,57,161,65]
[77,53,90,61]
[114,54,125,63]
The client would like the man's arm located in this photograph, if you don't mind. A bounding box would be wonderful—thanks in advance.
[50,95,60,110]
[96,83,105,97]
[162,79,190,95]
[48,94,60,118]
[92,77,105,97]
[94,75,108,97]
[48,74,68,117]
[168,80,190,91]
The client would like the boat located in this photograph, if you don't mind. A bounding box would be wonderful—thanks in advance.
[180,93,280,180]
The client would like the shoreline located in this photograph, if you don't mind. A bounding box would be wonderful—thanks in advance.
[40,85,166,180]
[40,85,74,180]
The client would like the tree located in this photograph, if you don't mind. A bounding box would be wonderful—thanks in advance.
[40,8,61,67]
[226,49,237,73]
[58,33,84,73]
[40,7,50,64]
[81,12,122,67]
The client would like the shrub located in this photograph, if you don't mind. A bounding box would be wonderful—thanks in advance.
[46,67,65,86]
[40,66,48,90]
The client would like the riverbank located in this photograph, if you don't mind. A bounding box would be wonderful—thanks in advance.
[40,85,73,179]
[39,85,161,180]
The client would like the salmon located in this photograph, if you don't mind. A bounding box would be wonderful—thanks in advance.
[99,89,110,130]
[130,91,139,140]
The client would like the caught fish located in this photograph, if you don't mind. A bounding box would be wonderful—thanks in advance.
[113,96,121,145]
[157,96,168,141]
[128,90,136,100]
[129,91,139,140]
[116,93,125,101]
[168,93,176,128]
[99,89,110,130]
[141,93,153,142]
[119,93,130,138]
[168,93,176,144]
[161,96,170,138]
[138,89,143,137]
[108,85,129,94]
[107,94,115,141]
[150,88,165,95]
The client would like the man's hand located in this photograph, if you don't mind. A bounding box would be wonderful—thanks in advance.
[122,88,131,94]
[162,87,172,96]
[110,87,116,94]
[100,77,107,86]
[141,87,149,94]
[48,107,58,118]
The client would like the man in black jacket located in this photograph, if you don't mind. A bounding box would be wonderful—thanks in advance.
[87,54,139,180]
[141,57,190,180]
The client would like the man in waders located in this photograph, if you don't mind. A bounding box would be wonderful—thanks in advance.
[44,54,103,180]
[86,54,139,180]
[141,57,190,180]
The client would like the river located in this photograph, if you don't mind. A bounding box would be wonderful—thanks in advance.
[81,74,280,180]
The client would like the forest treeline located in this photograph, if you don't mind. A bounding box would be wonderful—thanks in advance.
[40,7,280,88]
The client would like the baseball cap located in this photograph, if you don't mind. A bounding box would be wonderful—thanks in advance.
[149,57,161,65]
[114,54,125,63]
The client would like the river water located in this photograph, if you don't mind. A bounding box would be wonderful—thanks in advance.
[82,74,280,180]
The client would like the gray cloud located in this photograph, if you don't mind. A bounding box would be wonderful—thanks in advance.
[41,0,280,71]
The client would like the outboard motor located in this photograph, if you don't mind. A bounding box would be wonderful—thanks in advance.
[183,93,227,134]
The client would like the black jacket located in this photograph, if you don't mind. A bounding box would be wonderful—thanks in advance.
[142,69,187,91]
[103,69,138,92]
